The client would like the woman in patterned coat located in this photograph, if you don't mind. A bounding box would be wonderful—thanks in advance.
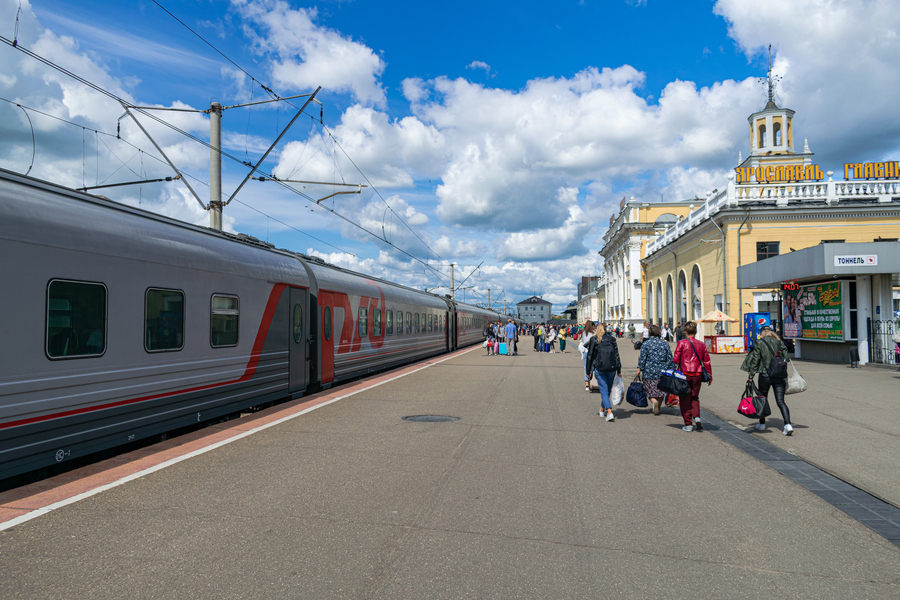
[635,324,673,416]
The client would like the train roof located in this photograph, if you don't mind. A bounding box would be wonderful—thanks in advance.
[0,168,475,306]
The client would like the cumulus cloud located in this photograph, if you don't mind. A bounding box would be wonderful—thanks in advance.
[713,0,900,161]
[232,0,387,106]
[465,60,494,78]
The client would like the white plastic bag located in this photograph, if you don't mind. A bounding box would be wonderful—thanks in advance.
[785,362,807,395]
[610,375,625,405]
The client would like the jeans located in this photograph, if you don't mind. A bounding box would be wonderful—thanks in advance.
[583,353,590,382]
[758,374,790,425]
[593,369,617,411]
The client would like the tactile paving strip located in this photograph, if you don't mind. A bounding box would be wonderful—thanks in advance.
[700,409,900,546]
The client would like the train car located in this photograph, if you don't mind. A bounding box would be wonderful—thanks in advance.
[307,261,451,387]
[0,168,487,481]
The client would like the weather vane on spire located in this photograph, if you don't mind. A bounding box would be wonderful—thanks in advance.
[758,44,782,109]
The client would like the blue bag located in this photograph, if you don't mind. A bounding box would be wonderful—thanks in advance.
[626,375,648,407]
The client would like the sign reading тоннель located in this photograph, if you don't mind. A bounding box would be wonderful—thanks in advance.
[834,255,878,267]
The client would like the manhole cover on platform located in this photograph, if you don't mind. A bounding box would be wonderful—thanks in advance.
[402,415,461,423]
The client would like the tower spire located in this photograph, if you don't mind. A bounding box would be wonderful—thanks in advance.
[765,44,778,109]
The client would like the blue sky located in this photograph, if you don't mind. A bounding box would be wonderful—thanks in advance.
[3,0,900,311]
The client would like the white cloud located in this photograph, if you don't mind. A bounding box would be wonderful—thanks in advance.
[232,0,387,106]
[713,0,900,161]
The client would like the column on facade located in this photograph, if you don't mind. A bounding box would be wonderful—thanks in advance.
[628,241,642,321]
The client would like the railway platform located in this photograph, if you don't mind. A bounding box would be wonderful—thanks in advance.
[1,340,899,599]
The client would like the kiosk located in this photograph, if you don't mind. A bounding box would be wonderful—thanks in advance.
[737,241,900,365]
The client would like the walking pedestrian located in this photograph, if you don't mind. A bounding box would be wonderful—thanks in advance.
[741,326,794,435]
[584,323,622,422]
[635,324,673,416]
[578,320,596,392]
[505,318,517,356]
[674,322,684,342]
[546,325,557,352]
[628,323,636,341]
[482,323,494,356]
[672,321,712,432]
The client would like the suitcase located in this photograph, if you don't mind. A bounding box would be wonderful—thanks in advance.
[498,342,507,354]
[544,343,551,352]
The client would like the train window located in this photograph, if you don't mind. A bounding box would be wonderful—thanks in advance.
[406,312,411,334]
[324,306,332,341]
[428,314,433,332]
[211,295,240,347]
[358,307,368,338]
[386,310,393,335]
[145,288,184,352]
[415,313,420,333]
[46,280,106,359]
[374,308,382,337]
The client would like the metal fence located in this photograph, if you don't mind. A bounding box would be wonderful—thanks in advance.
[867,318,898,365]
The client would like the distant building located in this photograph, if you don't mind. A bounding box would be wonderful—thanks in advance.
[517,296,552,324]
[575,276,606,324]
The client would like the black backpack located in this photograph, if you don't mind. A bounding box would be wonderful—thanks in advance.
[762,338,788,379]
[596,336,618,372]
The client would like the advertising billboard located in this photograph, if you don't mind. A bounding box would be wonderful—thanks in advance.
[782,281,844,341]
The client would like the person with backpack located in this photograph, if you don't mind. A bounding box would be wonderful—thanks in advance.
[584,323,622,422]
[671,321,712,432]
[741,326,793,436]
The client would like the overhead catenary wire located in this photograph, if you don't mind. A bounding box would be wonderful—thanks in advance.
[0,34,452,288]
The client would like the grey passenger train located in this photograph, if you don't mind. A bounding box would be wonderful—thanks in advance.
[0,168,513,481]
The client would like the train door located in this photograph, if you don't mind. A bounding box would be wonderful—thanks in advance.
[289,288,309,395]
[319,291,335,384]
[450,311,458,350]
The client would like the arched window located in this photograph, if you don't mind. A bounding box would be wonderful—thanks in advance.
[774,122,782,146]
[666,275,674,330]
[656,280,663,326]
[691,265,702,321]
[758,124,767,148]
[654,213,679,229]
[678,270,687,324]
[647,284,654,322]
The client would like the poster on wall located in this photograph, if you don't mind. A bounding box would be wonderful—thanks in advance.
[782,281,844,341]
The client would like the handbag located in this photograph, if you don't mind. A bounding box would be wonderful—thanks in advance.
[610,375,625,406]
[785,361,807,395]
[686,339,711,383]
[658,366,691,397]
[626,374,648,407]
[737,380,771,419]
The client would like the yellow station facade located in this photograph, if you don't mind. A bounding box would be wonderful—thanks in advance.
[599,84,900,361]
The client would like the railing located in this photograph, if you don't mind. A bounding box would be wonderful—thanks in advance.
[867,318,898,366]
[645,176,900,256]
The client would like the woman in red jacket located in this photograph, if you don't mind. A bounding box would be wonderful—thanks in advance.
[671,321,713,432]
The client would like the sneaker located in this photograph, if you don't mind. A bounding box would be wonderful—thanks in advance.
[693,417,703,431]
[598,408,605,416]
[605,411,615,422]
[652,399,660,415]
[682,425,694,432]
[783,424,794,436]
[585,384,591,392]
[755,423,766,432]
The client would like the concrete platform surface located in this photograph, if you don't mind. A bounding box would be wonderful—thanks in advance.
[1,341,898,599]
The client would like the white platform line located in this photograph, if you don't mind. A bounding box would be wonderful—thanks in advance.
[0,347,476,532]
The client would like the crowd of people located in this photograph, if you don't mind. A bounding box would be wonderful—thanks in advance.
[577,318,796,436]
[479,317,796,435]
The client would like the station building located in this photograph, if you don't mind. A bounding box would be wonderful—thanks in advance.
[642,93,900,358]
[598,197,696,332]
[631,90,900,364]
